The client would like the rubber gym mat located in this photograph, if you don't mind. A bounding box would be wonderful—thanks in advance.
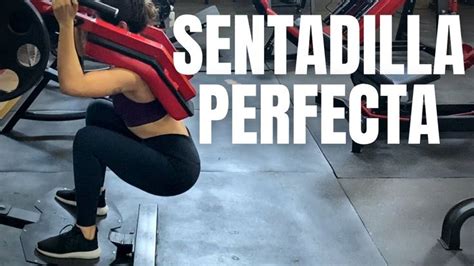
[341,178,474,265]
[28,84,92,113]
[0,172,74,265]
[0,109,324,173]
[0,119,83,172]
[306,116,474,178]
[185,110,327,173]
[0,171,387,265]
[104,171,387,265]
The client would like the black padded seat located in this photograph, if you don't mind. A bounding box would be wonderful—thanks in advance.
[384,49,440,85]
[353,46,440,87]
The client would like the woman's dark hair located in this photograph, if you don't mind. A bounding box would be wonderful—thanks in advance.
[99,0,157,33]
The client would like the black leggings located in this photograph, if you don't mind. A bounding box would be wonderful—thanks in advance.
[74,100,200,226]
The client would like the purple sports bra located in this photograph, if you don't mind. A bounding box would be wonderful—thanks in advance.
[111,93,167,127]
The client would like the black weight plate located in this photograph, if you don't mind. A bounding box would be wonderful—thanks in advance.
[0,0,50,102]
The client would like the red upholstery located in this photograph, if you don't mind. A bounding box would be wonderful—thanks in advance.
[141,27,193,81]
[80,17,196,119]
[464,44,474,70]
[31,0,196,120]
[85,42,192,119]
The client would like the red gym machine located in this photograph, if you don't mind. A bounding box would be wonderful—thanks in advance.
[254,0,474,154]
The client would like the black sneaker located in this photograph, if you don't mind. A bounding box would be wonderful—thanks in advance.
[36,225,101,259]
[55,188,109,216]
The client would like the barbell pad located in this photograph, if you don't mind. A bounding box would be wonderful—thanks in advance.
[77,15,196,101]
[85,42,192,120]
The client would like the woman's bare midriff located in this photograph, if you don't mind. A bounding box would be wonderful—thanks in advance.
[127,115,190,139]
[120,81,190,139]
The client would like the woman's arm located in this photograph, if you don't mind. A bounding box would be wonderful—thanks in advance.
[54,0,142,98]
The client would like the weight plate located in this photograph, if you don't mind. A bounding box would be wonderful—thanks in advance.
[0,0,50,102]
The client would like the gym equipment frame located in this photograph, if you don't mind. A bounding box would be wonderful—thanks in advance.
[1,0,219,133]
[0,0,88,134]
[439,198,474,250]
[254,0,474,154]
[255,0,474,251]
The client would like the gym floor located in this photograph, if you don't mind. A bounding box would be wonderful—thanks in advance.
[1,0,474,265]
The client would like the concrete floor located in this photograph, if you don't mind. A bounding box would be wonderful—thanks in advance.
[1,0,474,265]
